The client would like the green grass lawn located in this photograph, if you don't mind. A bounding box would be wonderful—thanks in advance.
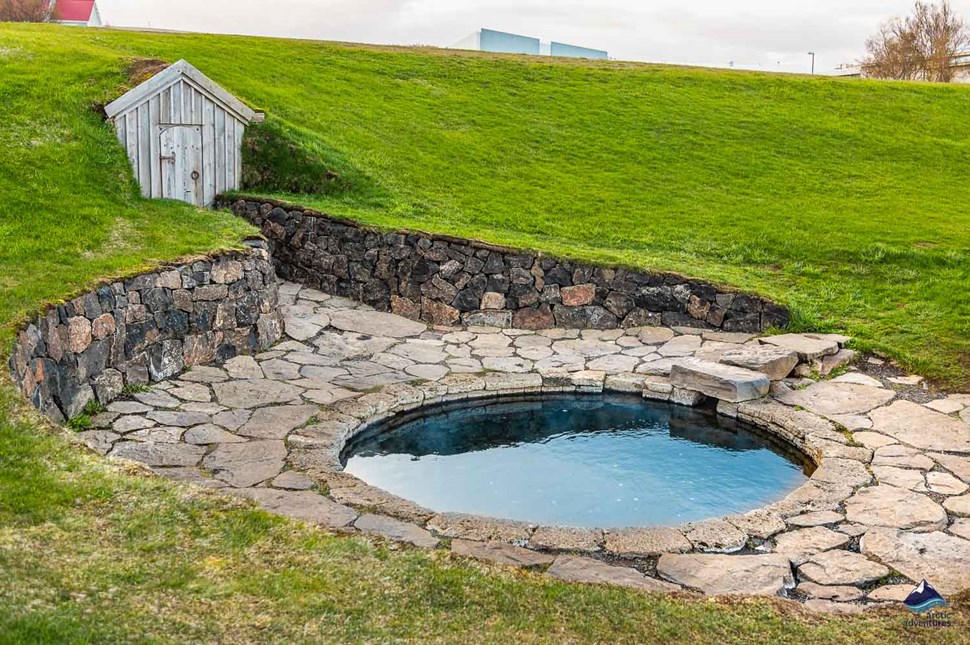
[1,23,969,386]
[2,389,968,642]
[1,22,969,642]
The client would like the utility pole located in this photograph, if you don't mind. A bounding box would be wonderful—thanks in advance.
[808,52,816,75]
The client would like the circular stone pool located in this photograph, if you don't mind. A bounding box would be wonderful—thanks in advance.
[342,394,814,528]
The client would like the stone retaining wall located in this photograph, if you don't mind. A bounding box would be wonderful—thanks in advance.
[8,243,283,422]
[226,198,789,333]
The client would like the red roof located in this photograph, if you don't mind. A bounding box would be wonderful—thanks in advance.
[52,0,96,22]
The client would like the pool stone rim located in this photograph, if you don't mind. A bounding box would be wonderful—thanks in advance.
[58,282,970,602]
[296,369,855,556]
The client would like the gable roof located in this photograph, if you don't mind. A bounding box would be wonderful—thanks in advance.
[104,59,257,123]
[51,0,96,22]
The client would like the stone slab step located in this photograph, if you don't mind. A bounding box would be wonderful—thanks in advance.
[720,345,799,381]
[759,334,840,361]
[668,358,770,403]
[328,309,427,338]
[797,549,889,586]
[803,333,851,347]
[234,488,358,528]
[451,539,554,568]
[354,513,440,548]
[656,553,794,596]
[861,528,970,595]
[547,555,682,592]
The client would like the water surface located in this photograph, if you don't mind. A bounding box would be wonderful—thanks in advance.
[343,394,812,528]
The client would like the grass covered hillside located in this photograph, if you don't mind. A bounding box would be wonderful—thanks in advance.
[1,24,969,385]
[2,23,970,642]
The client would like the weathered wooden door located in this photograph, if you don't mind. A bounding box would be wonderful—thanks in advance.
[160,124,204,206]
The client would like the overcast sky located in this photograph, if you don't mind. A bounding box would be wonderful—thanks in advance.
[97,0,970,74]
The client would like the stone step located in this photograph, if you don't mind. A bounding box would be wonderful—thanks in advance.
[547,555,682,592]
[719,345,799,381]
[656,553,794,596]
[803,333,851,347]
[354,513,440,549]
[451,539,554,568]
[668,358,770,403]
[758,334,840,361]
[861,527,970,596]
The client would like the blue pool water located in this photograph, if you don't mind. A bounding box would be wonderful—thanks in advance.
[342,394,812,528]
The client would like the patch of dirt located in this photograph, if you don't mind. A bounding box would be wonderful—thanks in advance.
[126,58,170,86]
[94,58,171,120]
[851,354,940,404]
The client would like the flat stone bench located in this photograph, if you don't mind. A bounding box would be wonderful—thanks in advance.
[670,358,770,403]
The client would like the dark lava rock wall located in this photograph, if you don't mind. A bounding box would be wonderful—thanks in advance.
[228,199,788,334]
[9,244,282,421]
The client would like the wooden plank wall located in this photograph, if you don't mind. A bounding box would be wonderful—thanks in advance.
[113,78,247,206]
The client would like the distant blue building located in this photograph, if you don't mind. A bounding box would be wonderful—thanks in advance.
[550,41,608,60]
[453,28,607,60]
[453,28,540,56]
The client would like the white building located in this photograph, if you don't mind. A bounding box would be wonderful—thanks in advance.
[826,64,862,78]
[48,0,102,27]
[952,53,970,83]
[453,28,608,60]
[827,55,970,82]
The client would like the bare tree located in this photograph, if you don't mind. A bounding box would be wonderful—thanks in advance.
[861,1,970,82]
[0,0,52,22]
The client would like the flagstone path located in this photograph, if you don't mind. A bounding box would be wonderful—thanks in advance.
[75,282,970,610]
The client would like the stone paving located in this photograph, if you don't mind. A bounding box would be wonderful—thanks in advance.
[77,282,970,610]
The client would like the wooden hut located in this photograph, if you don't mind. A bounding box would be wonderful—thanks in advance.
[104,60,261,207]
